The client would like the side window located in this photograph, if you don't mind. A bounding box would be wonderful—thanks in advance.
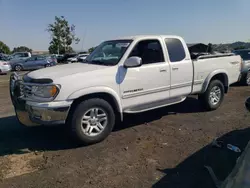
[129,40,164,64]
[37,56,45,60]
[19,53,25,57]
[165,38,186,62]
[13,53,22,58]
[27,56,36,61]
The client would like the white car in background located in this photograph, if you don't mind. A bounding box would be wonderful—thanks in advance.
[77,54,89,62]
[67,53,89,63]
[0,60,11,74]
[67,56,78,63]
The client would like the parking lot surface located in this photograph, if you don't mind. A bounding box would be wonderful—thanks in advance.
[0,73,250,188]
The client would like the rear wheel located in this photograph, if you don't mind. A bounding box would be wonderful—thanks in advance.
[45,64,51,68]
[199,80,225,111]
[14,65,22,71]
[244,71,250,86]
[70,98,115,144]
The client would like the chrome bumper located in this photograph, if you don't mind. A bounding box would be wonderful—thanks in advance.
[10,73,70,126]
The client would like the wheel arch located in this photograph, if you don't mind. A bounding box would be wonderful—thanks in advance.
[202,70,229,93]
[67,87,123,122]
[14,64,23,69]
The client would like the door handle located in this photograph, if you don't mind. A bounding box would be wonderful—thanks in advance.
[172,67,179,71]
[159,68,167,72]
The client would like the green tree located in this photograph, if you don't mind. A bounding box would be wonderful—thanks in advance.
[47,16,80,54]
[0,41,11,54]
[207,43,213,53]
[88,47,96,53]
[234,46,246,50]
[12,46,32,53]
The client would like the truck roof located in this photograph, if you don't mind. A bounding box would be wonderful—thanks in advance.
[113,35,181,40]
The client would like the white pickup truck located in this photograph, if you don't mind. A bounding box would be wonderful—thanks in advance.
[10,35,242,144]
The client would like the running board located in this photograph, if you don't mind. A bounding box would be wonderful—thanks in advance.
[124,96,186,113]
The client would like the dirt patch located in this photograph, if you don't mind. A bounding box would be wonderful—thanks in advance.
[0,151,44,179]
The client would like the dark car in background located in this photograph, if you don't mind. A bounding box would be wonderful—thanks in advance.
[232,49,250,85]
[10,55,56,71]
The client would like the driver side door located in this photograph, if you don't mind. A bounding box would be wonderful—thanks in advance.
[119,39,171,111]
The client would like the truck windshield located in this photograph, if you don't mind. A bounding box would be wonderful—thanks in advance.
[85,40,132,66]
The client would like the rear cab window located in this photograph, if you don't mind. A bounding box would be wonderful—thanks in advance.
[165,38,186,62]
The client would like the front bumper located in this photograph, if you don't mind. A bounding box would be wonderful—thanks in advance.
[10,73,72,126]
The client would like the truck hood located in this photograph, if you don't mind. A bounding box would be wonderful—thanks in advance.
[27,63,109,80]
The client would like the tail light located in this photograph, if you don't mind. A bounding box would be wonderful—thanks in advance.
[240,58,244,71]
[3,62,9,65]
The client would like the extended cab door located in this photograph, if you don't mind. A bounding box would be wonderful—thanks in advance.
[164,38,193,97]
[119,39,171,111]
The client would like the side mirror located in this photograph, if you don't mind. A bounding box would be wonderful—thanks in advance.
[245,97,250,111]
[124,56,142,68]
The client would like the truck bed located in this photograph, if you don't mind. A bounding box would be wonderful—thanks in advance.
[191,54,241,94]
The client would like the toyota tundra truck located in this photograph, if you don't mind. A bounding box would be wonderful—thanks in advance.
[9,35,242,144]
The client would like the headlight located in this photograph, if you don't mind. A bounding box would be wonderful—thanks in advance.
[31,85,60,98]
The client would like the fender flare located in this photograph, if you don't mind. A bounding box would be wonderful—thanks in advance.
[201,69,229,93]
[67,86,123,120]
[14,64,23,69]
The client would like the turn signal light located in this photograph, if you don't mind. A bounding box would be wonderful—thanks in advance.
[49,85,58,97]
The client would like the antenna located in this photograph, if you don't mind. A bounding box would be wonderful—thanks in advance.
[81,28,88,51]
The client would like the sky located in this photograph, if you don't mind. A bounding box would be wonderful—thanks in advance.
[0,0,250,51]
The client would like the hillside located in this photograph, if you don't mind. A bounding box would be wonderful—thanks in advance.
[213,42,250,52]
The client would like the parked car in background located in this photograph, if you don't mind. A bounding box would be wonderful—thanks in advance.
[0,55,10,61]
[0,60,11,74]
[57,53,77,63]
[10,35,242,144]
[67,54,89,63]
[10,55,55,71]
[9,52,31,61]
[232,49,250,85]
[43,55,58,65]
[77,54,89,62]
[67,55,78,63]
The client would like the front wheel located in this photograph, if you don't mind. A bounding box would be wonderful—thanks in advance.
[199,80,225,111]
[70,98,115,144]
[14,65,23,71]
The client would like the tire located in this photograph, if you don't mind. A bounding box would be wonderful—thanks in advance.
[70,98,115,144]
[199,80,225,111]
[45,64,50,68]
[244,71,250,86]
[14,65,22,71]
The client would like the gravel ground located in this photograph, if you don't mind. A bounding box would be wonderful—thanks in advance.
[0,73,250,188]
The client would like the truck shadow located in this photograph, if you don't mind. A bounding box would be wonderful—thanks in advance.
[115,96,204,131]
[152,127,250,188]
[0,116,78,156]
[0,97,203,157]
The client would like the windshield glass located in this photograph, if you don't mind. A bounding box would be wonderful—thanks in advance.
[233,50,250,61]
[85,40,132,65]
